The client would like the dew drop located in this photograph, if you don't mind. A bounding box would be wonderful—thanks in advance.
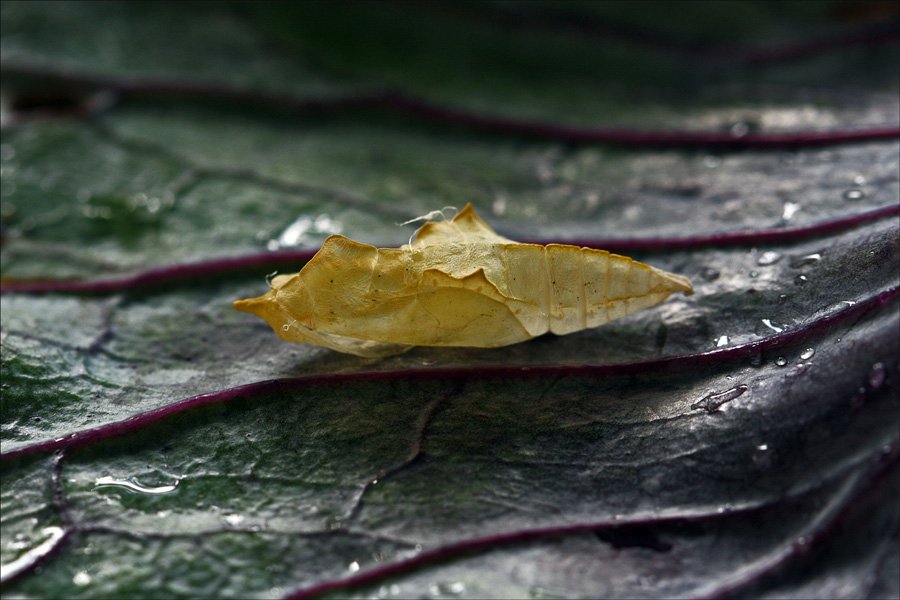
[730,122,750,138]
[752,443,773,468]
[94,476,177,495]
[761,318,784,333]
[691,384,749,413]
[842,189,865,201]
[274,215,312,248]
[749,270,759,278]
[869,362,886,390]
[775,357,788,367]
[73,571,91,586]
[223,514,245,527]
[757,251,782,266]
[438,582,466,596]
[787,362,811,378]
[794,275,809,285]
[704,156,721,168]
[852,175,866,186]
[700,267,720,281]
[715,335,729,347]
[800,348,815,360]
[348,560,360,573]
[777,294,788,305]
[790,253,822,268]
[782,202,801,221]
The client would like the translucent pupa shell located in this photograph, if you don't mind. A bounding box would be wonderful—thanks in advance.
[234,204,693,357]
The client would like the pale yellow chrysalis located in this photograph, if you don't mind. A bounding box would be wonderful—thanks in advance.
[234,204,693,357]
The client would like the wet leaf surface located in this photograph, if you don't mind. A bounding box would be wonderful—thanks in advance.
[1,2,898,599]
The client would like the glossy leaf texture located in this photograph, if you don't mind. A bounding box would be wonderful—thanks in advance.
[1,2,898,599]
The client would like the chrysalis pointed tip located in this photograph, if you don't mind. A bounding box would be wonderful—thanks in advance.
[233,296,267,316]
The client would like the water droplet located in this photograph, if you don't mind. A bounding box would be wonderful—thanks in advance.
[704,156,721,168]
[869,362,886,390]
[749,270,759,278]
[492,196,507,216]
[94,476,177,495]
[842,189,865,201]
[415,544,423,552]
[852,175,866,186]
[777,294,788,305]
[0,526,66,580]
[223,514,245,527]
[73,571,91,586]
[800,348,815,360]
[794,275,809,285]
[437,582,466,596]
[700,267,720,281]
[761,319,784,333]
[272,215,312,249]
[715,335,729,347]
[757,251,782,266]
[797,535,809,546]
[752,443,773,467]
[782,202,801,221]
[348,560,360,573]
[775,357,788,367]
[730,122,750,138]
[787,362,811,378]
[691,384,749,413]
[390,584,401,595]
[269,213,343,250]
[790,253,822,268]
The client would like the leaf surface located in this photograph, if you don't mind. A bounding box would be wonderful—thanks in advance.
[1,2,898,598]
